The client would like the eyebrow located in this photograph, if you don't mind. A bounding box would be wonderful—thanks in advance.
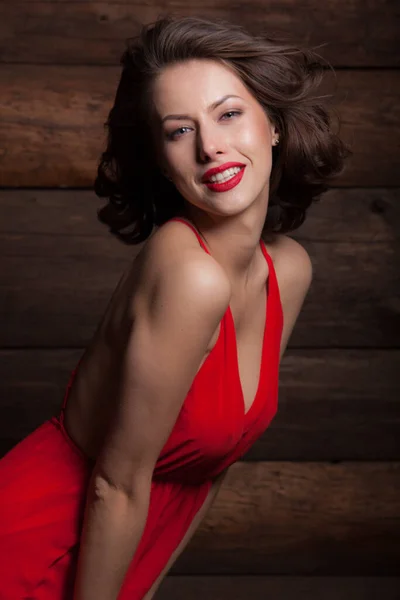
[161,94,243,124]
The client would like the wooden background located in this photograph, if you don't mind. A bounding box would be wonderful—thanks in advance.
[1,1,400,598]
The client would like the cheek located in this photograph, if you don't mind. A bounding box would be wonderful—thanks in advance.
[243,119,274,182]
[239,117,271,156]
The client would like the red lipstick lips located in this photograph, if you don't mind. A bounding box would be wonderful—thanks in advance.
[202,162,246,183]
[202,162,246,193]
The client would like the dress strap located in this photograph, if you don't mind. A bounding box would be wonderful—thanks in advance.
[167,217,211,255]
[260,239,276,291]
[60,358,82,417]
[260,239,283,328]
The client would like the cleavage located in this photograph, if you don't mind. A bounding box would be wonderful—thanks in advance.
[230,281,267,414]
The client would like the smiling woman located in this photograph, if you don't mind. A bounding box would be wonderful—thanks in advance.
[95,15,350,244]
[149,57,279,219]
[0,13,351,600]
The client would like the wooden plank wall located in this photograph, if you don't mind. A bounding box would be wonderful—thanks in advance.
[1,2,399,598]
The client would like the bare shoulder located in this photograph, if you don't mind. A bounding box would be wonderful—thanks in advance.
[266,232,313,289]
[141,219,232,311]
[263,232,313,359]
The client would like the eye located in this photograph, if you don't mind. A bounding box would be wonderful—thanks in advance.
[167,126,192,141]
[166,110,242,141]
[221,110,242,120]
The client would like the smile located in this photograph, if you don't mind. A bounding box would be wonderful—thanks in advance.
[204,166,245,193]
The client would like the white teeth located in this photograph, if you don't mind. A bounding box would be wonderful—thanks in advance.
[208,166,242,183]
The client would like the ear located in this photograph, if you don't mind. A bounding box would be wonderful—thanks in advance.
[270,123,278,138]
[270,123,280,147]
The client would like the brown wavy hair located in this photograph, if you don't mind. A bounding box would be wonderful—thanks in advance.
[94,14,352,244]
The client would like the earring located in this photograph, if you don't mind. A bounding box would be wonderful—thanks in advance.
[273,137,280,146]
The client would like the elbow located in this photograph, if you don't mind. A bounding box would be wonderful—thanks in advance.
[91,466,154,506]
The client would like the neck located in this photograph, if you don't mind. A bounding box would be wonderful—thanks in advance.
[178,202,268,290]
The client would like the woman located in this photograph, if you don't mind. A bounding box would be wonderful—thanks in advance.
[0,14,350,600]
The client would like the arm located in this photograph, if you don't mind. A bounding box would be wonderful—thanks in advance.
[73,245,231,600]
[73,473,151,600]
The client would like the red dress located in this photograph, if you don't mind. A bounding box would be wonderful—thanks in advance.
[0,216,283,599]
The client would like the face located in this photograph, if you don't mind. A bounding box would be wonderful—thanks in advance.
[151,59,278,217]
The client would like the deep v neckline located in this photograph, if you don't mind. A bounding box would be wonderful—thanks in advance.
[227,239,271,418]
[167,216,274,419]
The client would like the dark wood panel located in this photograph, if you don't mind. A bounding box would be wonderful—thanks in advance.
[0,349,82,451]
[2,188,399,242]
[0,349,398,460]
[0,67,399,187]
[298,240,399,347]
[1,231,398,347]
[170,461,400,575]
[1,1,399,67]
[157,576,400,600]
[249,349,400,461]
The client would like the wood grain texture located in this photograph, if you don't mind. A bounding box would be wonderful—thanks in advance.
[0,67,399,186]
[1,188,399,242]
[157,576,400,599]
[1,1,399,67]
[0,349,398,460]
[169,461,400,575]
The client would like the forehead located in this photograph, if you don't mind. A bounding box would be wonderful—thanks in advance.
[152,59,252,115]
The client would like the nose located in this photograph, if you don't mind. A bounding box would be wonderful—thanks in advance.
[196,122,226,163]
